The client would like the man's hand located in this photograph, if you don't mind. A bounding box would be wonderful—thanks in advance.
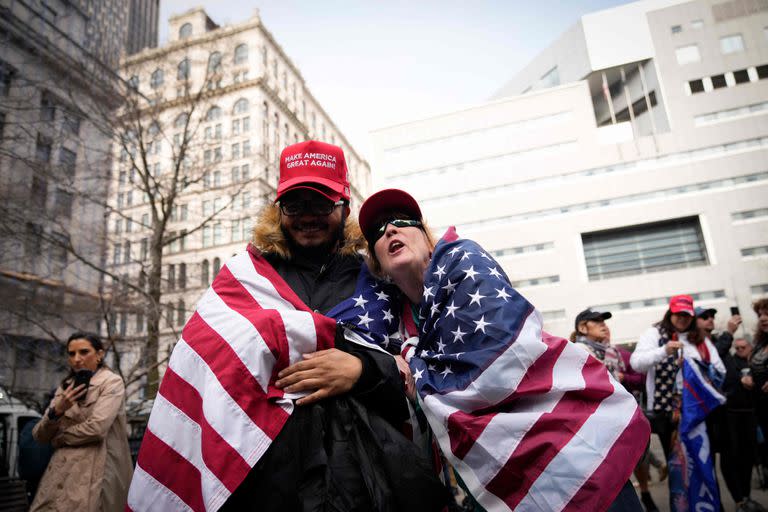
[741,375,754,390]
[727,315,742,334]
[761,380,768,394]
[394,355,416,400]
[276,348,363,406]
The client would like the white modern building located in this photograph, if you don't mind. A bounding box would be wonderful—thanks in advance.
[370,0,768,344]
[109,8,371,399]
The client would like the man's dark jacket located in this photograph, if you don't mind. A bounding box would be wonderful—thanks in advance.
[220,206,447,512]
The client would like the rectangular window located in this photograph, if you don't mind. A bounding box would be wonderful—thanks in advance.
[36,135,52,162]
[54,188,73,218]
[242,117,250,132]
[214,147,222,162]
[202,200,212,217]
[671,24,682,34]
[232,143,240,160]
[213,171,221,187]
[232,166,240,183]
[0,60,14,96]
[582,217,708,280]
[711,74,727,89]
[675,44,700,65]
[232,119,240,135]
[691,19,704,29]
[241,164,249,181]
[720,34,745,54]
[181,204,188,220]
[202,225,212,247]
[213,223,222,245]
[40,92,56,122]
[243,140,251,156]
[757,64,768,80]
[231,219,241,242]
[689,79,705,94]
[62,111,80,135]
[733,69,750,84]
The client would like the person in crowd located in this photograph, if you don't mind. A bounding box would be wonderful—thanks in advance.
[750,298,768,461]
[696,306,743,359]
[30,333,132,512]
[220,141,445,511]
[360,188,648,512]
[570,308,664,512]
[630,295,725,459]
[721,338,766,512]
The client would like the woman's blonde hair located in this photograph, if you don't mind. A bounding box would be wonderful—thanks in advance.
[365,216,437,278]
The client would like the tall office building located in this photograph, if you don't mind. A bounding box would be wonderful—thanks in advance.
[0,0,127,404]
[370,0,768,343]
[109,8,371,400]
[126,0,160,56]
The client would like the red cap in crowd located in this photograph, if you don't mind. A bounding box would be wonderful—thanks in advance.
[276,140,351,202]
[359,188,422,236]
[669,294,695,315]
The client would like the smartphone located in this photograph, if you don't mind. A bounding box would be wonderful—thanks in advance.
[72,369,94,401]
[730,306,740,316]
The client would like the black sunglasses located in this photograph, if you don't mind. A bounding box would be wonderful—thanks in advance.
[368,218,422,244]
[698,313,714,320]
[279,199,344,216]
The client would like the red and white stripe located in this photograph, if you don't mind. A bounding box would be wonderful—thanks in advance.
[127,247,337,512]
[416,311,649,512]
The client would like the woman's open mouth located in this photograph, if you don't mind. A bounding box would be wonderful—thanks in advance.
[388,240,404,255]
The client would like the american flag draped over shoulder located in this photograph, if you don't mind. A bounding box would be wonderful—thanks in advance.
[399,229,650,511]
[126,245,398,512]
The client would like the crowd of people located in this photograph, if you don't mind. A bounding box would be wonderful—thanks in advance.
[21,140,768,512]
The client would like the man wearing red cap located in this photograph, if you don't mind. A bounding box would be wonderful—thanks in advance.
[221,141,443,511]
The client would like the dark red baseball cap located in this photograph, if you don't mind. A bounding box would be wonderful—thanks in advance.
[669,294,694,315]
[359,189,422,236]
[276,140,351,202]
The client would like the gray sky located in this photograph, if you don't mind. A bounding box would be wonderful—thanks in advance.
[159,1,632,157]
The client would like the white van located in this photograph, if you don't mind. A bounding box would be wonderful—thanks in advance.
[0,387,42,478]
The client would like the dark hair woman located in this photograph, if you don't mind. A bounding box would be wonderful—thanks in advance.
[30,333,133,512]
[629,296,725,460]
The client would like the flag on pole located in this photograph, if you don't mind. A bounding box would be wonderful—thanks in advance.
[399,229,650,511]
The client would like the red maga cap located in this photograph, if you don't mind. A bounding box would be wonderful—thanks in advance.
[669,294,695,315]
[359,188,422,235]
[276,140,351,202]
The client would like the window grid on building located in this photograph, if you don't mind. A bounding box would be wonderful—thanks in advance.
[582,217,708,281]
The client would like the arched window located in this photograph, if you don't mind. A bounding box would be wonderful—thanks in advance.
[177,58,189,80]
[179,23,192,39]
[174,113,189,129]
[150,68,164,89]
[233,98,249,115]
[213,257,221,277]
[201,259,209,286]
[207,52,222,74]
[234,44,248,65]
[177,300,185,326]
[205,106,222,122]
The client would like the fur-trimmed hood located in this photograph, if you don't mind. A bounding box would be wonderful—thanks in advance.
[250,204,366,259]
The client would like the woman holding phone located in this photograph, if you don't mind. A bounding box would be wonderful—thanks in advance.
[31,332,133,512]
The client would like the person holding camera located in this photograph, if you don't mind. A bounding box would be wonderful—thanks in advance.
[31,333,132,512]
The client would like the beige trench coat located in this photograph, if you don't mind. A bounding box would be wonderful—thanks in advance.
[31,367,133,512]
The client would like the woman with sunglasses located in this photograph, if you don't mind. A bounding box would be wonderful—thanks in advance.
[359,189,648,512]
